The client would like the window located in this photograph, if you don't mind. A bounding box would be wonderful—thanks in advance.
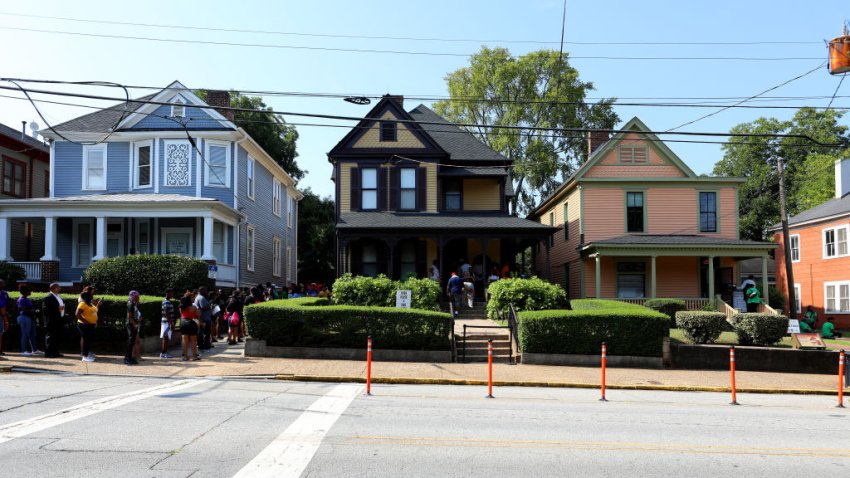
[288,196,295,228]
[286,246,292,282]
[73,219,93,267]
[617,262,646,298]
[790,234,800,262]
[205,142,229,187]
[794,283,802,314]
[246,225,255,271]
[824,226,849,258]
[626,191,645,233]
[563,202,569,240]
[134,142,152,189]
[444,179,461,211]
[380,121,397,141]
[273,236,282,277]
[825,281,850,313]
[163,141,190,187]
[361,242,378,277]
[82,144,107,190]
[273,179,281,216]
[2,157,26,197]
[171,97,185,118]
[699,192,717,233]
[246,157,255,199]
[136,221,150,254]
[619,145,648,163]
[400,242,417,279]
[161,227,193,256]
[400,169,416,210]
[361,168,378,210]
[213,222,225,263]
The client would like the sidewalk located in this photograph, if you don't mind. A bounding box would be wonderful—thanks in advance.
[1,341,845,395]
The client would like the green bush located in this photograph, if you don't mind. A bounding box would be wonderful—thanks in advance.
[518,307,670,357]
[0,262,25,285]
[331,274,441,310]
[768,286,786,313]
[571,299,648,311]
[675,311,727,344]
[398,277,441,311]
[486,277,567,320]
[732,312,789,346]
[644,298,687,320]
[244,298,451,350]
[82,255,212,296]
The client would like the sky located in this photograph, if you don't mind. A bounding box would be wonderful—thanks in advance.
[0,0,847,201]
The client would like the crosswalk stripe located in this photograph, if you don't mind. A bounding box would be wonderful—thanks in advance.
[0,379,207,444]
[232,383,362,478]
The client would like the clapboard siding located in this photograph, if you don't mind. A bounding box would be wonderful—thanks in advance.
[131,101,224,130]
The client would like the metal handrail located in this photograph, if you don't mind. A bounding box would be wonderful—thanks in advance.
[449,301,456,361]
[507,303,521,364]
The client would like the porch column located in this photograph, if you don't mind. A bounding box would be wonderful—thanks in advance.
[0,217,12,261]
[40,216,58,261]
[761,255,769,306]
[650,255,657,299]
[480,239,488,278]
[201,214,215,261]
[595,255,601,299]
[708,255,715,301]
[92,216,106,261]
[436,236,444,283]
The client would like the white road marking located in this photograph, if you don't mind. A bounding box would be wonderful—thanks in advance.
[232,383,362,478]
[0,379,207,444]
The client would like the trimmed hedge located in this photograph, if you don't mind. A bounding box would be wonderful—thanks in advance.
[732,312,789,346]
[570,299,648,311]
[518,306,670,357]
[644,298,687,320]
[675,311,727,344]
[486,277,567,320]
[82,255,213,296]
[244,298,451,350]
[331,274,441,311]
[0,262,25,285]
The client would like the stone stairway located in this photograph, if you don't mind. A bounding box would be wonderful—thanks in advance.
[451,301,513,363]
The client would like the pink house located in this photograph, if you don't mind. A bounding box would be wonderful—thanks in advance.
[528,117,776,307]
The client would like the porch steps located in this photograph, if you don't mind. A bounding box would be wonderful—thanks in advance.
[456,334,512,363]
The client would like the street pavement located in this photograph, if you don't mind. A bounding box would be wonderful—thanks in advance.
[1,372,849,477]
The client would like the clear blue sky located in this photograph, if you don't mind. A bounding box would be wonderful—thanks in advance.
[0,1,847,200]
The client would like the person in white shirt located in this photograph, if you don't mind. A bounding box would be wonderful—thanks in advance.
[430,260,440,283]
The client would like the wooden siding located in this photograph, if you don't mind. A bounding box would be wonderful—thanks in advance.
[655,256,700,297]
[582,187,623,241]
[339,163,353,213]
[352,111,426,149]
[424,162,437,212]
[584,256,617,298]
[598,134,671,165]
[463,178,500,211]
[584,165,686,178]
[534,187,581,286]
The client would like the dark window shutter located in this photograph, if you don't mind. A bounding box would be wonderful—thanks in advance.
[417,167,427,211]
[389,168,400,211]
[351,242,362,275]
[379,167,389,211]
[350,168,361,211]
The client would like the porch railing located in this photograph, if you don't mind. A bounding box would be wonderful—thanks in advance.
[611,297,710,311]
[717,296,738,325]
[757,303,781,316]
[10,262,41,281]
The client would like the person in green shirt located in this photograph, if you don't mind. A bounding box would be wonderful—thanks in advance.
[745,284,761,313]
[821,317,843,339]
[802,306,818,330]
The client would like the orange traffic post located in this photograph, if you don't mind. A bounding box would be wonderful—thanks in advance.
[486,339,494,398]
[366,336,373,396]
[838,350,845,408]
[729,346,739,405]
[599,342,608,402]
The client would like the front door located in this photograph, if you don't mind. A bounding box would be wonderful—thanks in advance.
[106,220,123,258]
[162,228,193,256]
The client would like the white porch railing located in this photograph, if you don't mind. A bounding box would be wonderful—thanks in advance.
[611,297,710,311]
[758,303,780,316]
[215,264,236,284]
[10,262,41,281]
[716,296,738,325]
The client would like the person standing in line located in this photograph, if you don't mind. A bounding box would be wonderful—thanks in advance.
[179,294,200,361]
[745,283,761,313]
[430,260,440,283]
[194,287,213,352]
[16,285,43,356]
[43,282,65,358]
[0,279,9,356]
[225,292,241,345]
[160,288,175,359]
[124,291,141,366]
[501,262,512,279]
[740,274,756,291]
[76,291,100,362]
[446,271,463,315]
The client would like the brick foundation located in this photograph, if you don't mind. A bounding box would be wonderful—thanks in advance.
[40,260,59,283]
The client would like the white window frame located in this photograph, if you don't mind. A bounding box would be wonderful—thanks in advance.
[246,225,255,271]
[171,96,186,118]
[790,234,800,262]
[286,246,292,282]
[273,236,282,277]
[288,196,295,228]
[82,144,108,191]
[824,281,850,314]
[246,156,255,200]
[132,141,153,190]
[399,168,417,210]
[823,225,850,259]
[794,283,802,314]
[160,227,194,257]
[361,168,378,210]
[72,218,94,268]
[135,219,150,254]
[213,221,230,265]
[272,178,282,217]
[204,140,231,188]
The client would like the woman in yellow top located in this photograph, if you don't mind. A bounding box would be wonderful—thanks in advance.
[76,291,101,362]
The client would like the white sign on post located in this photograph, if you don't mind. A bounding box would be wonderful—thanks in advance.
[787,319,801,334]
[207,264,218,280]
[396,290,412,308]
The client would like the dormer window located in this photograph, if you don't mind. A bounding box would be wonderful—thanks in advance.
[171,97,186,118]
[380,121,397,142]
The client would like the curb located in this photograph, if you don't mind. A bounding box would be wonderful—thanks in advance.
[0,365,12,373]
[272,374,840,396]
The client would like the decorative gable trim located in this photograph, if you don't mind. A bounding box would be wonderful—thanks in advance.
[117,80,237,131]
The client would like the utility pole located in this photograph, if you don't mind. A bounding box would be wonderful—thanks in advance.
[777,155,797,320]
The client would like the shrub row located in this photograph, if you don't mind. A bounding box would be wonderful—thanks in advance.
[331,274,441,311]
[82,255,213,296]
[644,298,687,320]
[732,312,789,346]
[486,277,567,320]
[518,306,670,357]
[244,298,452,350]
[675,311,727,344]
[0,262,25,285]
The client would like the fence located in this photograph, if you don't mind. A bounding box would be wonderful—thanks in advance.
[10,262,41,281]
[612,297,710,310]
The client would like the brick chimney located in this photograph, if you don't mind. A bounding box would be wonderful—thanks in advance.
[384,94,404,107]
[587,130,610,157]
[836,158,850,198]
[206,90,234,121]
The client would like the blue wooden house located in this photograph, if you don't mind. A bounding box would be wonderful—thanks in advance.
[0,81,302,288]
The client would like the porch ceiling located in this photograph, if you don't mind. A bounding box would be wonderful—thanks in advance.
[337,211,555,234]
[581,234,776,257]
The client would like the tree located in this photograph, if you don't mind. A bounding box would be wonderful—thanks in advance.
[297,188,336,282]
[712,108,849,241]
[434,47,618,214]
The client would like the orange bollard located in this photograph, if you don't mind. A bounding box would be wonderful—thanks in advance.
[599,342,607,402]
[366,336,373,396]
[729,345,739,405]
[486,339,494,398]
[838,350,845,408]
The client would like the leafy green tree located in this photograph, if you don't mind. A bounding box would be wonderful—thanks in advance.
[712,108,849,241]
[434,47,618,214]
[297,188,335,282]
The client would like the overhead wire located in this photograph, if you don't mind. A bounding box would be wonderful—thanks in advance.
[826,74,847,111]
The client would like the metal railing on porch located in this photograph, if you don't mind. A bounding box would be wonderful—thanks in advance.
[9,262,41,281]
[612,297,711,310]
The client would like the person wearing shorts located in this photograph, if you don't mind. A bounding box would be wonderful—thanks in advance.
[160,288,175,359]
[178,294,200,361]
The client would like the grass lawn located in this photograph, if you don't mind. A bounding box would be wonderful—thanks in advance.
[669,328,850,350]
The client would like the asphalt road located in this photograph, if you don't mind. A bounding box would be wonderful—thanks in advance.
[1,372,849,477]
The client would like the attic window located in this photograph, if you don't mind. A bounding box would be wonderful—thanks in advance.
[171,98,186,118]
[619,145,648,164]
[380,121,397,142]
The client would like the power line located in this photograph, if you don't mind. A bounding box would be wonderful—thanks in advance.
[0,25,826,61]
[826,74,847,111]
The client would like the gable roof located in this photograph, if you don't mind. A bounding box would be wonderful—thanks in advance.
[117,81,236,131]
[46,94,156,134]
[769,193,850,230]
[407,105,509,162]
